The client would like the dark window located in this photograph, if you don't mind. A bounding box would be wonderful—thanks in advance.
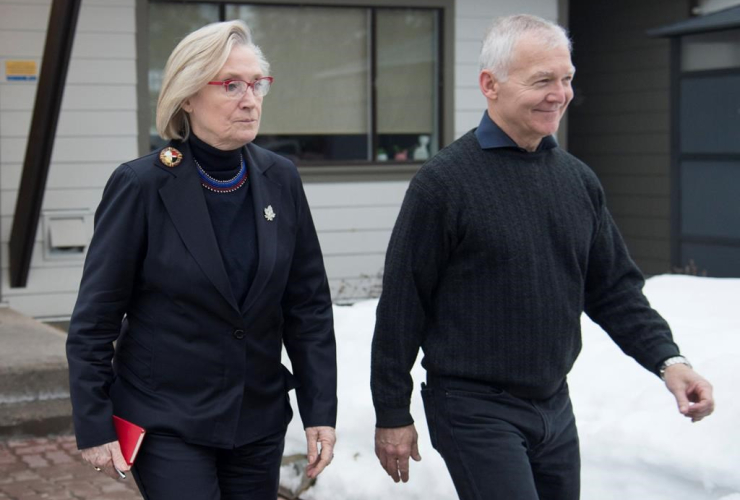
[148,2,442,165]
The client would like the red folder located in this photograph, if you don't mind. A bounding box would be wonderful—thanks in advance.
[113,415,146,465]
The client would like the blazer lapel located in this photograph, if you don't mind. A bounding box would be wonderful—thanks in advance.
[241,144,281,313]
[157,142,239,312]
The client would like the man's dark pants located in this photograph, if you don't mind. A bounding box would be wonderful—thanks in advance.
[422,375,580,500]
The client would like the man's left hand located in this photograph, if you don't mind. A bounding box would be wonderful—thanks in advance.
[305,426,336,479]
[663,364,715,422]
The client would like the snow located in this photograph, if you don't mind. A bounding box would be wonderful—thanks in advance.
[283,275,740,499]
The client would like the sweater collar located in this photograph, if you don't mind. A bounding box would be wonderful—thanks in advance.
[188,133,243,173]
[474,111,558,152]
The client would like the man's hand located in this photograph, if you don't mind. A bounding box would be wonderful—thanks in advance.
[663,364,715,422]
[375,424,422,483]
[305,426,336,479]
[80,440,130,480]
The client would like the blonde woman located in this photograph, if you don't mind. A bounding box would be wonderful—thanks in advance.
[66,20,337,499]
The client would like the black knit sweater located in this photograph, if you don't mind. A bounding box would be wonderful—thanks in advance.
[371,130,680,428]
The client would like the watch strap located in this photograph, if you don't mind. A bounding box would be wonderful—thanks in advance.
[659,355,692,380]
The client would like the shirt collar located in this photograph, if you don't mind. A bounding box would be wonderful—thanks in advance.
[475,111,558,152]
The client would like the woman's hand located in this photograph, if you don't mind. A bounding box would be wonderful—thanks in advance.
[305,426,336,479]
[80,440,130,480]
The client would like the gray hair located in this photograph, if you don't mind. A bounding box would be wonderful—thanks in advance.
[479,14,571,81]
[156,20,271,141]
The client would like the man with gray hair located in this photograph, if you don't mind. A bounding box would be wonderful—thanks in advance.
[370,14,714,499]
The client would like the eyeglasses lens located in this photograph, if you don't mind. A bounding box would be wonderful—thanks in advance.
[224,79,271,98]
[254,78,271,97]
[225,81,246,97]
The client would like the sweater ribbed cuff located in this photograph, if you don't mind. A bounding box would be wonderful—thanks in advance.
[374,406,414,428]
[649,345,682,376]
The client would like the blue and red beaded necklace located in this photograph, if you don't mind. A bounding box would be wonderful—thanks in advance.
[194,155,247,194]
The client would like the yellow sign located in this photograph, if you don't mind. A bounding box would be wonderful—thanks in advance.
[5,60,38,81]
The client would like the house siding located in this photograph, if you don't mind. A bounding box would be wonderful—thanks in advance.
[568,0,690,275]
[0,0,138,318]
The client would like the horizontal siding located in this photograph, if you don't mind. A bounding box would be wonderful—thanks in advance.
[0,110,138,138]
[1,162,118,191]
[574,46,670,75]
[597,175,670,197]
[568,0,688,273]
[304,181,407,208]
[4,292,79,319]
[1,188,102,218]
[303,181,405,302]
[1,241,89,270]
[607,194,670,218]
[0,31,134,60]
[613,216,671,240]
[622,237,671,262]
[0,136,137,164]
[311,206,402,232]
[570,90,670,115]
[636,258,672,276]
[0,84,138,111]
[1,266,83,295]
[575,153,670,176]
[0,0,138,317]
[574,68,669,94]
[323,254,386,281]
[568,112,668,136]
[0,216,41,243]
[568,133,669,155]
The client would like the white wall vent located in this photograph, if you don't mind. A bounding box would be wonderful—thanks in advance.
[42,210,93,260]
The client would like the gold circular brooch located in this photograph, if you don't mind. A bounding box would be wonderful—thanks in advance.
[159,147,183,168]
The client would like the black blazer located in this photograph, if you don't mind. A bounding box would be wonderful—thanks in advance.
[66,141,337,450]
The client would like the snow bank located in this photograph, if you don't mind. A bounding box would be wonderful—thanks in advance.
[283,275,739,499]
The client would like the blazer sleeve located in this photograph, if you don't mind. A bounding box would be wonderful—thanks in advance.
[280,177,337,429]
[66,164,148,449]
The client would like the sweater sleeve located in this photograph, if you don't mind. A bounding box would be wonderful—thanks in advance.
[584,205,680,375]
[371,174,455,427]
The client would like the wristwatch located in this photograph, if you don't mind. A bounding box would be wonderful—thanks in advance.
[659,356,692,380]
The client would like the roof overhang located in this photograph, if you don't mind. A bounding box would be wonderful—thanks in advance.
[648,5,740,37]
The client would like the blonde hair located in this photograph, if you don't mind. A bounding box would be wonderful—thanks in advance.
[156,20,270,141]
[479,14,571,81]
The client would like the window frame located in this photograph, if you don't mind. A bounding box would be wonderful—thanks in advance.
[137,0,455,181]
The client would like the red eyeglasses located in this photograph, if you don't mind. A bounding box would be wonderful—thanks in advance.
[207,77,274,98]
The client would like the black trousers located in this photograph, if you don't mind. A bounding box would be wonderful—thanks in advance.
[422,375,580,500]
[131,430,285,500]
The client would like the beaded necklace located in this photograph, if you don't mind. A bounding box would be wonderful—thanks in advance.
[194,154,248,194]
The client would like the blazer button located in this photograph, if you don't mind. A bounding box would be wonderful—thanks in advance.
[233,329,245,340]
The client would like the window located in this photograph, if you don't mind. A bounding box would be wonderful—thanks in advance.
[148,2,442,164]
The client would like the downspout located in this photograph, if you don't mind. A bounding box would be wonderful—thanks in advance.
[9,0,82,288]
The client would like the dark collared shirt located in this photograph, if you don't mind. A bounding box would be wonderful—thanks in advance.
[474,111,558,152]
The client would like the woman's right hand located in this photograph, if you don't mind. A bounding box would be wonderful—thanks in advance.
[80,440,130,480]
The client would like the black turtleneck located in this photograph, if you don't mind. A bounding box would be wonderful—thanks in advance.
[188,133,257,311]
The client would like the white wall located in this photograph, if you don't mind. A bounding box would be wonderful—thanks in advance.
[0,0,138,318]
[305,182,406,302]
